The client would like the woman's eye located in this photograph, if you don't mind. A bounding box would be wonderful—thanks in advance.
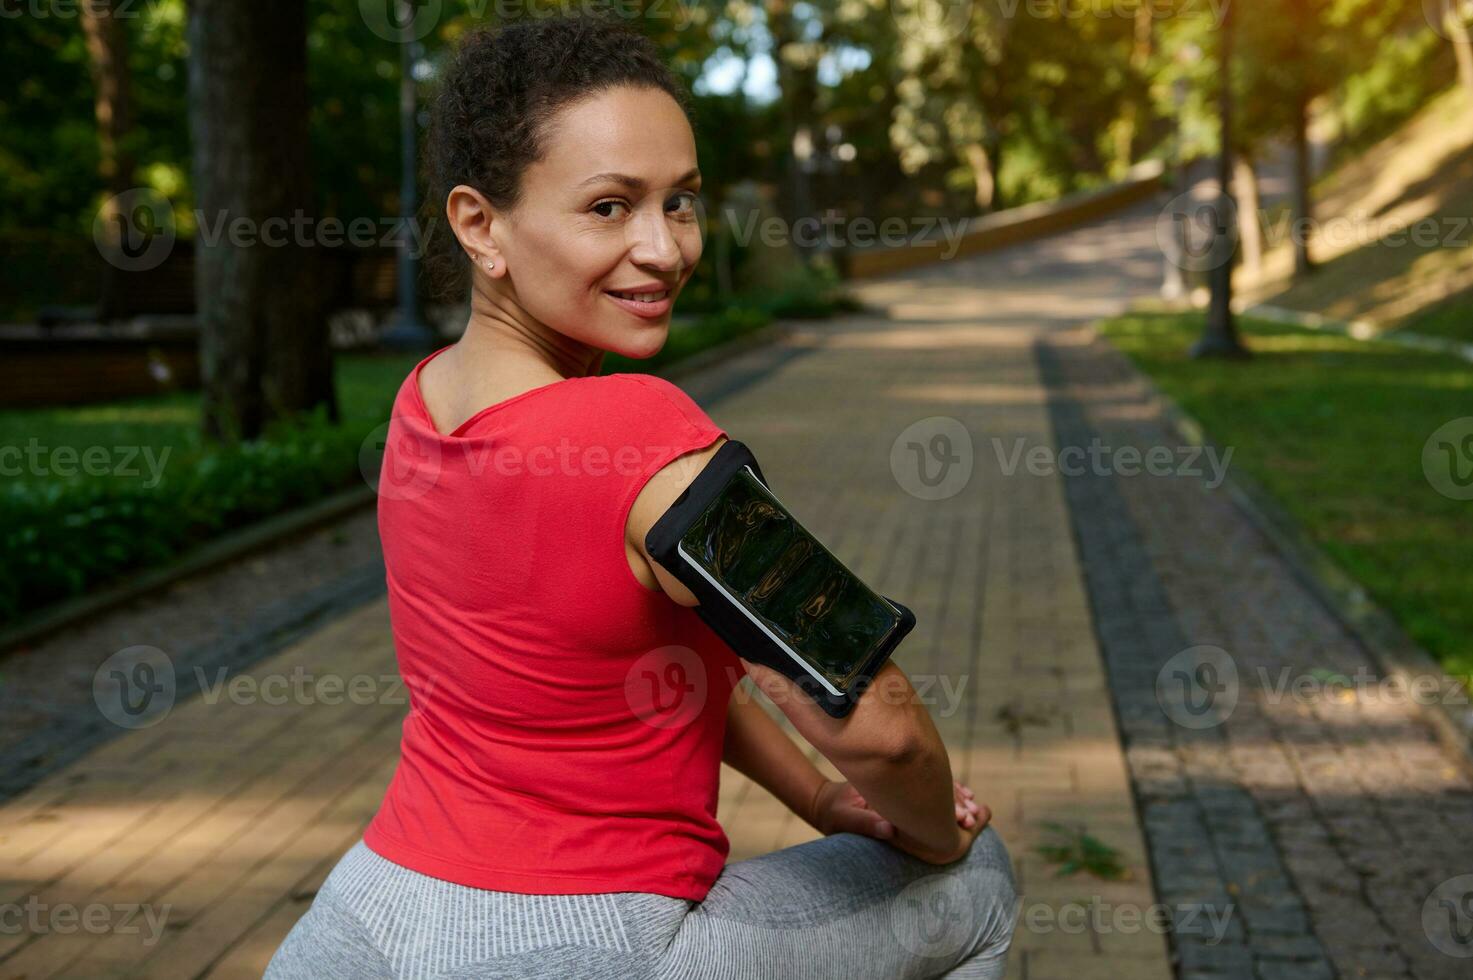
[592,200,629,219]
[667,192,699,218]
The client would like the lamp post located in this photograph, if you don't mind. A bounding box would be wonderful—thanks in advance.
[380,0,436,351]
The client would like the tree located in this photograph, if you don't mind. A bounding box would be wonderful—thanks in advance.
[1192,0,1250,359]
[187,0,336,441]
[81,0,137,320]
[80,0,136,206]
[1440,0,1473,102]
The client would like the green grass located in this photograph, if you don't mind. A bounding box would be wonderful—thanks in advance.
[0,352,423,624]
[1397,294,1473,343]
[1099,312,1473,684]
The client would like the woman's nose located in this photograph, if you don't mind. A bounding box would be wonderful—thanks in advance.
[625,206,685,270]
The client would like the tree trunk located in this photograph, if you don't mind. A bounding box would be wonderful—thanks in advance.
[1193,0,1249,359]
[963,142,996,212]
[1446,0,1473,102]
[81,0,136,321]
[1291,89,1315,277]
[1234,155,1262,275]
[187,0,335,441]
[1114,1,1155,170]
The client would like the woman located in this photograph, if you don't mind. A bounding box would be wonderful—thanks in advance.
[268,14,1017,979]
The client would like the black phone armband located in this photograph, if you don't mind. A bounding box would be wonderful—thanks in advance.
[644,439,916,718]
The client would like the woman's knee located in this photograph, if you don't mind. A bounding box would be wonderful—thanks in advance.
[888,828,1019,976]
[957,828,1020,947]
[962,827,1016,888]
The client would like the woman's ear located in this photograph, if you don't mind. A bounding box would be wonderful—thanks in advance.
[445,183,504,271]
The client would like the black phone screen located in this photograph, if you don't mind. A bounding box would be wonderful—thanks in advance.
[675,465,904,694]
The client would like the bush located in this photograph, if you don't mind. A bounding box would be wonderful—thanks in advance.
[0,407,371,623]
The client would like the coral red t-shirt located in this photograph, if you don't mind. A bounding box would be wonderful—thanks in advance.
[362,346,747,901]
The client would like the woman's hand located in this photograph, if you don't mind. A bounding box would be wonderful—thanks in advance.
[807,779,895,840]
[888,780,993,865]
[953,779,988,831]
[807,778,991,851]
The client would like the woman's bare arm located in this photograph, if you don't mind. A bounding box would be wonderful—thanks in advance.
[722,690,828,827]
[738,658,968,862]
[627,437,978,864]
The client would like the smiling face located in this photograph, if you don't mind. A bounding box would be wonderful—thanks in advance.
[451,84,704,363]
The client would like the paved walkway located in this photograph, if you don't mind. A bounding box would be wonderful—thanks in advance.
[2,188,1469,980]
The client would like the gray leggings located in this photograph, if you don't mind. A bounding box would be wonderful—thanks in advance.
[266,829,1019,979]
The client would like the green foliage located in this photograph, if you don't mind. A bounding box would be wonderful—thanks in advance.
[0,352,420,625]
[601,304,773,375]
[756,258,863,319]
[5,0,1457,286]
[1338,26,1452,155]
[0,405,367,623]
[1034,822,1132,881]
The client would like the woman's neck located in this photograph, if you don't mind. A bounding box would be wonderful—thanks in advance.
[460,277,603,380]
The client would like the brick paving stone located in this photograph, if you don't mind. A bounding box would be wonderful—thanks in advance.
[0,508,387,801]
[1036,325,1473,980]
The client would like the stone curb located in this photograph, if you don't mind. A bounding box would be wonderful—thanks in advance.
[1240,302,1473,365]
[1085,320,1473,777]
[846,159,1168,279]
[0,484,380,657]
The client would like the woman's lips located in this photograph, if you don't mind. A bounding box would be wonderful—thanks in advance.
[604,289,673,319]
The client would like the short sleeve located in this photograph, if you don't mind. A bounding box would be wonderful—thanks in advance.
[574,375,728,594]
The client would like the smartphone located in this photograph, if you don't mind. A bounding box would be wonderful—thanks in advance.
[674,463,910,698]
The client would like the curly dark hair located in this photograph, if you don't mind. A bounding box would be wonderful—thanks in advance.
[422,13,694,300]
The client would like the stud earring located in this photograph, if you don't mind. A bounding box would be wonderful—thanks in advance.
[485,258,495,270]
